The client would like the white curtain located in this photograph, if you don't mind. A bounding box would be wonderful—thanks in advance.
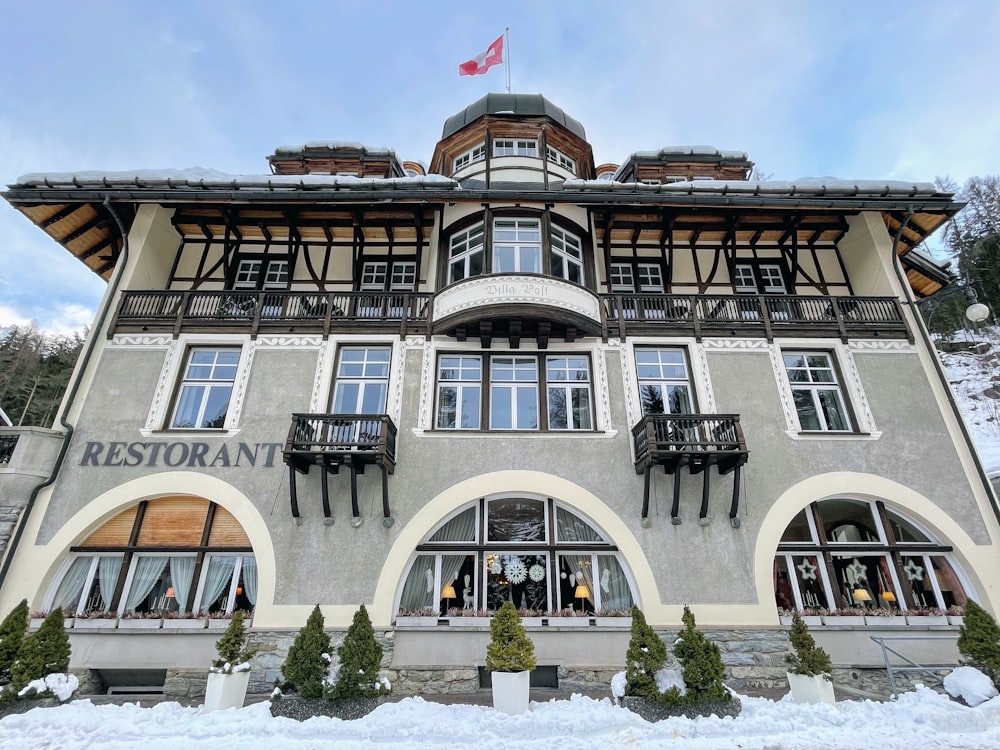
[169,557,196,612]
[556,507,602,542]
[596,555,634,610]
[124,556,168,611]
[399,555,435,611]
[199,556,236,613]
[563,554,595,611]
[51,557,91,612]
[97,556,123,612]
[441,554,467,609]
[242,557,258,606]
[429,508,477,542]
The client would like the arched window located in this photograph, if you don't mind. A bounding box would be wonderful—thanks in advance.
[773,498,970,613]
[398,498,635,617]
[45,496,256,617]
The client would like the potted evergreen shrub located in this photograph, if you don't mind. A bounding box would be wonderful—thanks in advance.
[956,600,1000,689]
[485,600,536,715]
[204,610,253,712]
[2,609,75,708]
[785,611,835,703]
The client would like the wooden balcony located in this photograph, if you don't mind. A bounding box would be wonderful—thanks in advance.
[281,414,397,524]
[600,294,911,342]
[632,414,749,527]
[110,290,432,338]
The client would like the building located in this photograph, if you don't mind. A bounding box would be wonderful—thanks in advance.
[1,93,998,697]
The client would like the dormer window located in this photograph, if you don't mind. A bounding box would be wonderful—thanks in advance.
[545,146,575,173]
[454,143,486,171]
[494,139,537,157]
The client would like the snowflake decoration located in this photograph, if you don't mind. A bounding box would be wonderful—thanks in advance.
[903,558,925,582]
[490,560,502,575]
[796,559,818,581]
[847,558,868,584]
[528,564,546,582]
[505,558,528,584]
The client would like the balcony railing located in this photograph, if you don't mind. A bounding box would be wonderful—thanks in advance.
[600,293,910,341]
[111,289,909,343]
[0,434,18,465]
[632,413,748,470]
[111,290,433,337]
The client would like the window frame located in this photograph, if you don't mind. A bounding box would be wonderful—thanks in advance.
[783,350,853,432]
[453,143,486,171]
[493,138,538,157]
[448,223,486,284]
[610,261,665,293]
[493,218,543,274]
[168,347,241,430]
[635,347,696,416]
[331,345,392,415]
[232,257,289,290]
[545,145,576,173]
[433,352,596,433]
[733,261,787,294]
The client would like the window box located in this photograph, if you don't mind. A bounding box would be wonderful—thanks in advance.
[821,614,865,627]
[76,616,119,629]
[164,617,208,630]
[395,616,440,627]
[947,615,964,627]
[448,616,492,628]
[520,617,546,628]
[864,615,908,627]
[906,614,949,627]
[594,616,632,629]
[118,617,163,630]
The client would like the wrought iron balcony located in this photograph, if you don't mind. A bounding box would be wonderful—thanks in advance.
[111,290,432,338]
[281,413,397,524]
[632,413,749,527]
[600,293,910,342]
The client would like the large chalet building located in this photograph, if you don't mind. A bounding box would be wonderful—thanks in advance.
[1,93,997,697]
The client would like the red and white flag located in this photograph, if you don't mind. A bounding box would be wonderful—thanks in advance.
[459,34,504,76]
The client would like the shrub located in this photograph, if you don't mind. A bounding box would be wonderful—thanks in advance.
[786,611,832,678]
[6,610,71,701]
[674,606,728,703]
[957,600,1000,688]
[329,604,389,700]
[485,601,536,673]
[623,605,668,700]
[0,599,29,684]
[212,611,253,673]
[280,605,331,699]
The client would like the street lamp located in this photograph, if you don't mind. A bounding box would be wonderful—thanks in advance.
[917,280,991,332]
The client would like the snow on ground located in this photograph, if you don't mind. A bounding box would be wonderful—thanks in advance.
[939,333,1000,471]
[2,690,1000,750]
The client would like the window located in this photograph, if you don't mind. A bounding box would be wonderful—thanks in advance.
[636,348,694,415]
[494,139,538,157]
[359,260,416,316]
[493,219,542,274]
[435,353,595,432]
[398,499,635,616]
[549,226,584,284]
[332,347,391,415]
[783,352,851,431]
[170,348,240,429]
[449,224,485,284]
[453,143,486,170]
[733,262,785,293]
[545,146,575,173]
[46,497,256,617]
[233,258,289,290]
[774,499,971,614]
[610,262,664,293]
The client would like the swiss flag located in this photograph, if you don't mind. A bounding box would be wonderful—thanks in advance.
[459,34,504,76]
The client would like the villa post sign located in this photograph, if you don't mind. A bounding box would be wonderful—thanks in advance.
[432,274,602,324]
[79,440,284,468]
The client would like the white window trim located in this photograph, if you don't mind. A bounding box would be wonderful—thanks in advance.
[311,334,405,426]
[493,139,538,157]
[770,339,880,440]
[191,553,252,615]
[453,143,486,171]
[545,145,576,173]
[143,335,253,438]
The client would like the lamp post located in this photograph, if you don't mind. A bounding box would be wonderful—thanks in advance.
[917,279,991,334]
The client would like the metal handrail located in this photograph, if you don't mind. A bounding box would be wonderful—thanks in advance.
[869,634,958,697]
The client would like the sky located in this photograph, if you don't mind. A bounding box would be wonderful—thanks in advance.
[3,686,1000,750]
[2,1,1000,334]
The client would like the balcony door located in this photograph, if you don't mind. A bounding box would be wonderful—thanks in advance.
[329,346,391,445]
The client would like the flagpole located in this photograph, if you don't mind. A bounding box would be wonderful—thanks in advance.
[505,27,511,93]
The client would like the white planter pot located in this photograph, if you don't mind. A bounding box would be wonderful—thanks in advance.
[906,615,949,627]
[595,617,632,628]
[865,615,908,627]
[821,615,865,627]
[491,670,531,715]
[77,617,119,629]
[118,618,162,630]
[786,672,836,704]
[167,618,208,630]
[948,615,965,627]
[395,616,439,627]
[520,617,545,628]
[206,619,230,630]
[204,671,251,712]
[451,617,491,627]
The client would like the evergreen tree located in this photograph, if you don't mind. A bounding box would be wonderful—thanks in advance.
[0,599,29,684]
[786,611,832,678]
[623,605,668,699]
[673,606,728,703]
[8,610,71,697]
[485,601,536,673]
[0,325,84,427]
[212,610,252,672]
[957,600,1000,688]
[280,605,331,699]
[330,604,389,700]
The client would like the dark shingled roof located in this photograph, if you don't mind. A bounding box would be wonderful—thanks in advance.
[441,93,587,140]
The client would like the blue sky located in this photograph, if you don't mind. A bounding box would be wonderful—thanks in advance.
[2,1,999,333]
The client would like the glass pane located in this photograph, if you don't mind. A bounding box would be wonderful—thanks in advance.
[929,556,967,609]
[818,389,849,430]
[202,385,231,428]
[436,387,456,428]
[666,385,691,414]
[360,383,387,414]
[555,506,602,542]
[822,499,881,543]
[774,556,795,611]
[171,386,203,428]
[831,555,890,607]
[494,245,514,272]
[900,555,934,608]
[595,555,634,610]
[460,386,480,429]
[640,384,665,415]
[429,507,477,542]
[333,383,359,413]
[548,388,567,429]
[779,509,814,542]
[792,555,829,609]
[792,390,821,430]
[488,498,545,542]
[491,387,512,429]
[515,386,538,429]
[889,513,932,543]
[572,388,592,429]
[485,553,548,612]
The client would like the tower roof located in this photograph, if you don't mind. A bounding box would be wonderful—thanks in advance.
[441,93,586,140]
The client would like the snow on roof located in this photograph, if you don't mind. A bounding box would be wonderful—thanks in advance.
[563,177,941,197]
[272,141,396,156]
[12,167,457,191]
[630,146,750,160]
